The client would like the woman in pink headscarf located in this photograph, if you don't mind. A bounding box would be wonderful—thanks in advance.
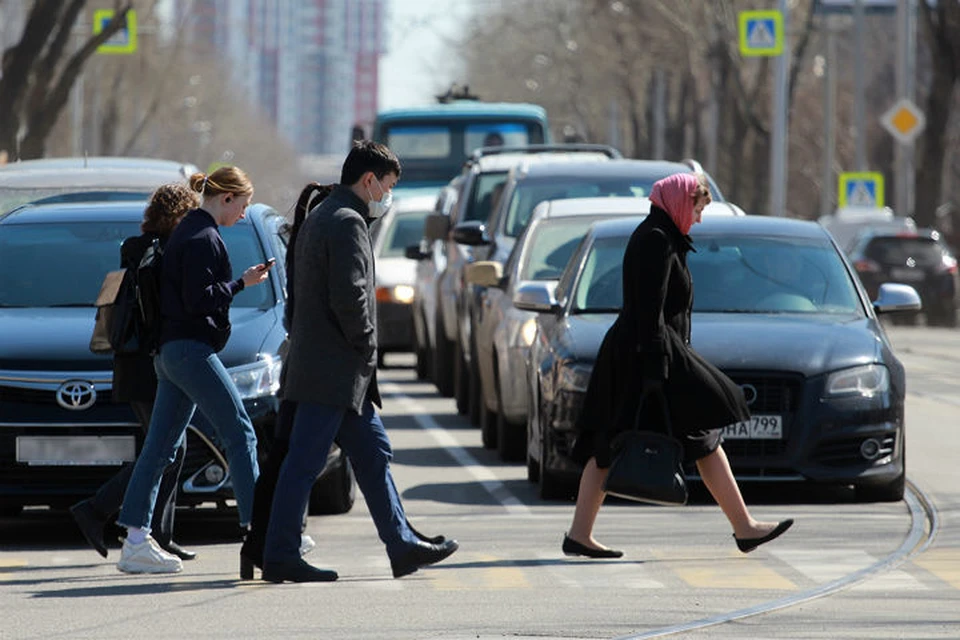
[561,173,793,559]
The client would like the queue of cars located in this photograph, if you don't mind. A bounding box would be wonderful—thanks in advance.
[0,158,355,518]
[399,144,925,504]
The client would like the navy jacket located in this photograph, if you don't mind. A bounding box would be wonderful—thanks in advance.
[159,208,244,352]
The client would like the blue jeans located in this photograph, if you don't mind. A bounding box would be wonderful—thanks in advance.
[118,339,260,530]
[263,399,416,565]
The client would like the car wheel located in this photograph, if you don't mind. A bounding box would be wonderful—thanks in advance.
[497,412,526,462]
[494,369,525,462]
[414,312,430,380]
[468,338,482,427]
[433,310,455,397]
[526,451,540,482]
[855,472,905,502]
[538,429,568,501]
[480,394,497,449]
[309,454,356,515]
[454,341,470,416]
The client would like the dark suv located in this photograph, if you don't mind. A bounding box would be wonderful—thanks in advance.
[0,201,354,517]
[848,228,959,327]
[408,145,620,405]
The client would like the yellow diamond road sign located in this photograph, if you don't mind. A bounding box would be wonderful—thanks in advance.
[881,98,925,145]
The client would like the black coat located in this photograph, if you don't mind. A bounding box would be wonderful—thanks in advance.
[112,232,162,404]
[571,206,749,467]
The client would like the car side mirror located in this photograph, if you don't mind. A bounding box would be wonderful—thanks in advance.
[464,261,504,287]
[512,280,560,313]
[404,245,429,261]
[873,283,922,314]
[452,220,490,246]
[423,213,450,243]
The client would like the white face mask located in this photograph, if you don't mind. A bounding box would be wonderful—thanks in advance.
[366,176,393,219]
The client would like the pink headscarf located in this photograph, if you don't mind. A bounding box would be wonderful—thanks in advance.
[649,173,700,235]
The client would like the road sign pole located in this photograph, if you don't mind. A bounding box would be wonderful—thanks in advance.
[821,22,838,217]
[895,0,916,217]
[770,0,789,217]
[853,0,867,171]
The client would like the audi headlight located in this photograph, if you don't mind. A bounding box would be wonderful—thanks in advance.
[825,364,889,398]
[559,363,593,393]
[230,354,282,400]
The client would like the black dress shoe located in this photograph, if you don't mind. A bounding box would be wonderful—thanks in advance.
[562,534,623,559]
[734,519,794,553]
[69,500,108,558]
[158,540,197,561]
[390,539,459,578]
[407,520,445,545]
[262,558,338,583]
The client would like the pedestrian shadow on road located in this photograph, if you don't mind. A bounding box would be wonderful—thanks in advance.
[402,479,537,506]
[427,557,647,571]
[28,577,242,598]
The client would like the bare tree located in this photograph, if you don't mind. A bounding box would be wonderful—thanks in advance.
[0,0,132,159]
[914,1,960,228]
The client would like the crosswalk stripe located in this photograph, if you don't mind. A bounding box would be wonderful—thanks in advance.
[912,548,960,589]
[658,550,796,590]
[771,549,876,582]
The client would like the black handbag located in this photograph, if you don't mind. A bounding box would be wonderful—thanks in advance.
[603,388,688,506]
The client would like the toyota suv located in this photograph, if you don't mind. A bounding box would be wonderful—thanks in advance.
[0,200,354,518]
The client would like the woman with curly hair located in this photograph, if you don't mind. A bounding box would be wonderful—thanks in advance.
[71,182,200,562]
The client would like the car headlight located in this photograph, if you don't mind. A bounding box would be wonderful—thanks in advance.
[559,362,593,393]
[230,354,282,400]
[824,364,889,398]
[376,285,415,304]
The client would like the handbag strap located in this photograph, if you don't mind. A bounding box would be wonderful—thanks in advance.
[632,387,675,438]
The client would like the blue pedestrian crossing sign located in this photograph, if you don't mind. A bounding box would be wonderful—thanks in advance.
[93,9,137,55]
[739,10,784,57]
[838,172,885,209]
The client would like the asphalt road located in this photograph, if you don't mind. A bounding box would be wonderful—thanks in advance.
[0,326,957,639]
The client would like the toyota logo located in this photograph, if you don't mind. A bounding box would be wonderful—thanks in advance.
[56,380,97,411]
[740,383,758,406]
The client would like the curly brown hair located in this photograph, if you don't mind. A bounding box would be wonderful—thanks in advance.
[141,182,200,235]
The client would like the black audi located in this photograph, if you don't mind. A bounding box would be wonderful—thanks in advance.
[520,216,921,502]
[0,200,354,517]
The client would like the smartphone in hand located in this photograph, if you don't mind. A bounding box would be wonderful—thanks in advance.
[262,258,277,270]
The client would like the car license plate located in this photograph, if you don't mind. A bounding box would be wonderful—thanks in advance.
[890,267,924,282]
[16,436,136,466]
[720,415,782,440]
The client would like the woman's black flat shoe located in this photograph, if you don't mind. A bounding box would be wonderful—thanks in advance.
[562,534,623,559]
[734,519,794,553]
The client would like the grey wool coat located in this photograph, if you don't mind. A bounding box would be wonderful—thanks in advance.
[283,186,381,413]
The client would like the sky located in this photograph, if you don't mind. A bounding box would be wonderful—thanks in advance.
[378,0,475,110]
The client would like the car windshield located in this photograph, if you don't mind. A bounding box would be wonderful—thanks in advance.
[384,121,541,160]
[519,217,598,281]
[379,209,431,258]
[0,220,272,308]
[864,236,943,267]
[572,234,863,315]
[504,178,651,238]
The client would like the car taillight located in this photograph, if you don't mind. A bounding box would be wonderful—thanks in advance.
[854,259,880,273]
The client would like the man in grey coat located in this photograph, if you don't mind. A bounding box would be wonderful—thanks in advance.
[262,141,459,583]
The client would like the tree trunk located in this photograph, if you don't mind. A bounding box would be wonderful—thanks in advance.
[914,63,955,228]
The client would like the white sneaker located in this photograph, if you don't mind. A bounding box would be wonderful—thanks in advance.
[300,534,316,557]
[117,535,183,574]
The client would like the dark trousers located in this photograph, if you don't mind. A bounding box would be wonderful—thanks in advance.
[263,399,417,565]
[88,401,185,545]
[242,400,304,562]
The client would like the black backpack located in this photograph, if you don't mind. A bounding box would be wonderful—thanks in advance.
[106,238,164,356]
